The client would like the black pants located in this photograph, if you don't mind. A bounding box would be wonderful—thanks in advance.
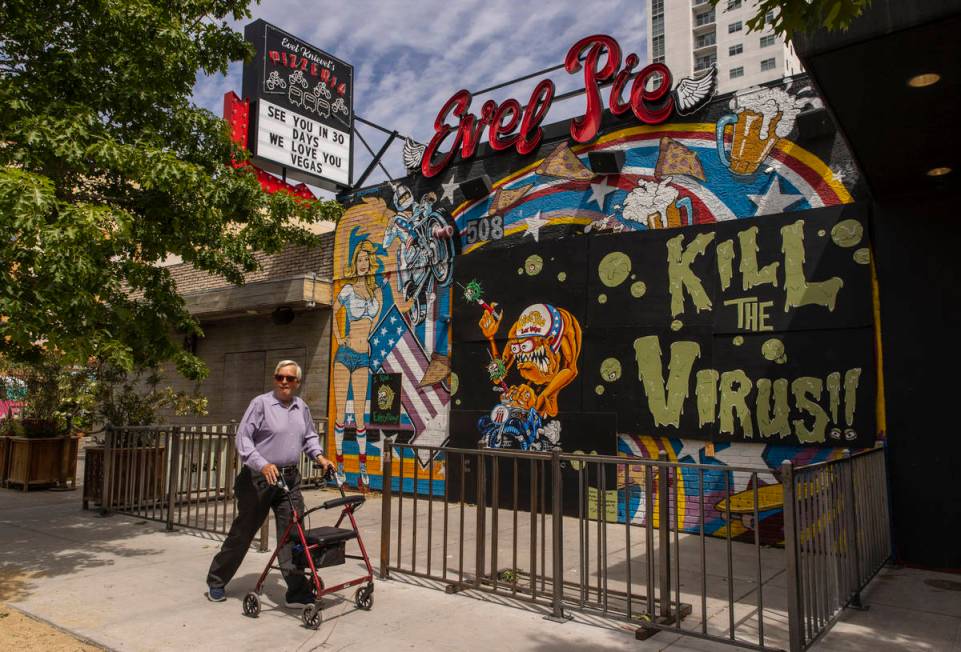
[206,466,309,595]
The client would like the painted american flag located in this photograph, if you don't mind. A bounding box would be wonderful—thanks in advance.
[369,305,449,465]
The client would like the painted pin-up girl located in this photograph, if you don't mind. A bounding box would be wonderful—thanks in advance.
[332,239,382,487]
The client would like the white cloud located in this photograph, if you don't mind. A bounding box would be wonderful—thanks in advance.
[193,0,648,188]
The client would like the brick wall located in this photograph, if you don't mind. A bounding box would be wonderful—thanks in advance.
[167,233,334,296]
[157,304,332,425]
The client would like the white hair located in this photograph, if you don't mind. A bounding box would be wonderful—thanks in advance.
[274,360,302,380]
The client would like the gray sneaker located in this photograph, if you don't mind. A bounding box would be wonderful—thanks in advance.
[207,586,226,602]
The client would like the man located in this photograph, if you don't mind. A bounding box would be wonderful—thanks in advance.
[206,360,333,606]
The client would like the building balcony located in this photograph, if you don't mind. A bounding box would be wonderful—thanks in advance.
[693,42,717,54]
[693,18,716,33]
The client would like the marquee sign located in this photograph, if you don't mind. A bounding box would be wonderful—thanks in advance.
[421,34,718,178]
[242,20,353,190]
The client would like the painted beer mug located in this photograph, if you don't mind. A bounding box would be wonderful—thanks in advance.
[716,85,808,176]
[622,177,694,230]
[715,109,782,176]
[646,196,694,230]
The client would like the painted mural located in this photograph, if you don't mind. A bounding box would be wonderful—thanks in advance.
[326,190,455,491]
[331,73,878,543]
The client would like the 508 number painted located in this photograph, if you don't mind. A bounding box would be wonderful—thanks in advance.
[463,215,504,245]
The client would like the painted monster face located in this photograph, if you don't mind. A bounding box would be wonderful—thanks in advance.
[506,303,565,386]
[507,335,559,385]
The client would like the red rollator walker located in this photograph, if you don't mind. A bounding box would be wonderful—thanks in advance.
[242,466,374,629]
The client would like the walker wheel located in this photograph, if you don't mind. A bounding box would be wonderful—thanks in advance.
[302,603,323,629]
[242,592,260,618]
[354,584,374,610]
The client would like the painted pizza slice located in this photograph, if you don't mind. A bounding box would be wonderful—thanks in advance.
[654,136,705,181]
[534,142,594,181]
[488,183,534,216]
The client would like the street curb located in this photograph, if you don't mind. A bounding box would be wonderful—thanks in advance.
[4,603,119,652]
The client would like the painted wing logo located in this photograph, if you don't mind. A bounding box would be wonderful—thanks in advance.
[672,64,718,116]
[403,137,426,172]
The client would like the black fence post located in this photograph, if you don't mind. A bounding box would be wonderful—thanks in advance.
[102,424,115,515]
[380,436,394,579]
[546,448,567,622]
[166,427,182,532]
[658,450,671,620]
[474,451,487,588]
[782,461,803,652]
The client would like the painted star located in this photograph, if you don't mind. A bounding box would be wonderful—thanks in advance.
[523,210,549,242]
[748,177,803,215]
[710,443,770,492]
[588,176,618,209]
[672,438,704,463]
[390,314,398,324]
[373,337,380,346]
[440,177,458,204]
[380,327,388,336]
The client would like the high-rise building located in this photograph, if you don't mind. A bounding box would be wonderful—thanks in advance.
[648,0,803,93]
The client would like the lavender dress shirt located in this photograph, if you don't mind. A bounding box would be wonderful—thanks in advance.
[235,391,323,472]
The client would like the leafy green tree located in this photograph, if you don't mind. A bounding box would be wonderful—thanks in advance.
[710,0,872,38]
[0,0,342,380]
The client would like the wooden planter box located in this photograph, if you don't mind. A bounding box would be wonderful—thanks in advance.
[5,436,79,491]
[82,446,166,509]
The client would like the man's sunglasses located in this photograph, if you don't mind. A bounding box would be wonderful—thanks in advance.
[274,374,299,383]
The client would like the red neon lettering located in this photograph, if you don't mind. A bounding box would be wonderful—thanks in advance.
[489,99,522,151]
[311,63,318,77]
[565,34,621,143]
[269,51,280,65]
[517,79,555,155]
[422,90,471,178]
[630,63,674,124]
[460,100,496,158]
[337,83,346,96]
[609,53,638,117]
[320,69,330,83]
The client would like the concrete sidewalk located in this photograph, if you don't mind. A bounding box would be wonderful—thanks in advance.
[1,483,959,651]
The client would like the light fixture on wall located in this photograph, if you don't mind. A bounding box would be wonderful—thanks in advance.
[458,175,492,200]
[907,73,941,88]
[926,166,952,177]
[588,150,625,174]
[271,306,295,325]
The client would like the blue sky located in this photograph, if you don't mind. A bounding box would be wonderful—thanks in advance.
[192,0,647,190]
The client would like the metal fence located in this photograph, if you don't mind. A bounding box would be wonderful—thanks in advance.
[783,446,891,650]
[88,422,327,549]
[380,441,892,652]
[380,442,785,650]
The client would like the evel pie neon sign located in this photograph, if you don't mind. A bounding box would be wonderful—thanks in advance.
[421,34,717,178]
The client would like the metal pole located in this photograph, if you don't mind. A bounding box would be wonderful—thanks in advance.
[475,452,487,588]
[843,450,862,608]
[165,428,181,531]
[102,425,115,514]
[547,448,566,622]
[380,436,394,579]
[658,451,671,620]
[782,461,803,652]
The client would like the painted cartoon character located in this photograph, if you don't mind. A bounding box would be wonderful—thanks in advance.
[479,303,582,418]
[383,185,455,326]
[332,239,382,488]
